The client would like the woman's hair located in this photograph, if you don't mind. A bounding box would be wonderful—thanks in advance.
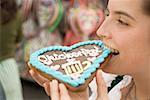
[0,0,18,24]
[101,0,150,15]
[100,0,109,10]
[142,0,150,15]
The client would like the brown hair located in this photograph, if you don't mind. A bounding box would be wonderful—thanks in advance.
[142,0,150,15]
[0,0,18,24]
[100,0,109,10]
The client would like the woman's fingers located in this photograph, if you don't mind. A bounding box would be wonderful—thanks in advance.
[47,80,71,100]
[28,63,71,100]
[43,82,50,96]
[59,83,71,100]
[29,69,49,86]
[96,70,109,100]
[50,80,59,100]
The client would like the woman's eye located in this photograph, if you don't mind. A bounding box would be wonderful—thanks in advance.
[117,19,129,26]
[105,9,109,17]
[105,12,109,17]
[105,13,109,17]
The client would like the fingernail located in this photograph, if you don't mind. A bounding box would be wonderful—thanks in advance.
[59,83,63,88]
[27,62,31,66]
[59,83,66,90]
[49,81,51,84]
[43,83,47,87]
[52,80,58,84]
[59,83,65,87]
[29,70,33,74]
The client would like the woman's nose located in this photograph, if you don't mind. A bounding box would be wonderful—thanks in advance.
[96,19,112,39]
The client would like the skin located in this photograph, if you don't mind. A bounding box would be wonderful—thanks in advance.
[29,0,150,99]
[29,69,108,100]
[97,0,150,99]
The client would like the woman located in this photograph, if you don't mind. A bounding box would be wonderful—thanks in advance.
[29,0,150,99]
[0,0,23,100]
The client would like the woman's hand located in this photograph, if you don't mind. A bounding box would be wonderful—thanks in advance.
[29,67,109,100]
[96,70,109,100]
[29,69,89,100]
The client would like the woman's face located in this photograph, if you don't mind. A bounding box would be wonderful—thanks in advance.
[97,0,150,75]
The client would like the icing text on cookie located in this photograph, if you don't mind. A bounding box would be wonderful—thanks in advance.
[38,46,102,66]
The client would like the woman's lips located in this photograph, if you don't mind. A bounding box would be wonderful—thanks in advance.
[102,40,120,55]
[105,44,120,55]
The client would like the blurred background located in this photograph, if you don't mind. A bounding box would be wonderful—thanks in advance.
[0,0,108,99]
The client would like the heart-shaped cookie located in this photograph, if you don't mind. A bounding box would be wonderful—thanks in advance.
[29,40,112,91]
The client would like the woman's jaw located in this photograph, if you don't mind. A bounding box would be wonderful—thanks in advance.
[100,42,128,75]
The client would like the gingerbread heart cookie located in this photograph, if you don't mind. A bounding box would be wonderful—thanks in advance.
[29,40,112,91]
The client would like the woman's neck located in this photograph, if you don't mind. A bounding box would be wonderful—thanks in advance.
[134,75,150,99]
[132,55,150,99]
[122,66,150,99]
[121,78,150,100]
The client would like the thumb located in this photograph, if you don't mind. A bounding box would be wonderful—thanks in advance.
[96,70,109,100]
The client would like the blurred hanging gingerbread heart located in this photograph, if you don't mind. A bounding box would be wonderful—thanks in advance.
[77,8,99,35]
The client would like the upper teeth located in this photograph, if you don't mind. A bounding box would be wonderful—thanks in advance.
[104,44,119,55]
[110,48,119,55]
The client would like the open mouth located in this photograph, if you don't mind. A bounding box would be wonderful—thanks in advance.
[102,42,120,55]
[110,48,120,55]
[104,44,120,55]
